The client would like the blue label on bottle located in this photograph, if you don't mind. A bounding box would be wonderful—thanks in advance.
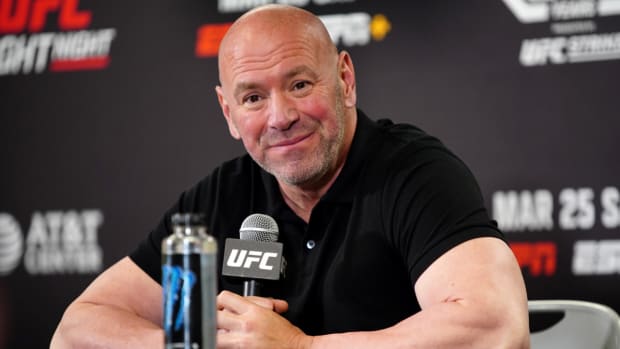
[163,254,202,349]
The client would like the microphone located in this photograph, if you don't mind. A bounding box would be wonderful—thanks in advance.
[239,213,279,242]
[240,214,279,296]
[221,213,285,297]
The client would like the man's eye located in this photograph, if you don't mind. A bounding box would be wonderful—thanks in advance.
[244,95,261,104]
[293,81,309,90]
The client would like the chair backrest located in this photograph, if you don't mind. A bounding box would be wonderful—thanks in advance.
[529,300,620,349]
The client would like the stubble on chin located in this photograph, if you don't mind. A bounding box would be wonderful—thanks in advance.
[260,136,334,186]
[266,121,345,186]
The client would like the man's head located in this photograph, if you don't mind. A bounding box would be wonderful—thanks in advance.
[215,5,357,190]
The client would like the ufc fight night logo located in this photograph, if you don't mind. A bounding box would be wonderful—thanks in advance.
[0,0,117,75]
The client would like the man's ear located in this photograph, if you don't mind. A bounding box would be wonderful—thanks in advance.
[215,85,241,139]
[338,51,357,108]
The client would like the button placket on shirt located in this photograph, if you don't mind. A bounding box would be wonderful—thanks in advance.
[304,204,327,254]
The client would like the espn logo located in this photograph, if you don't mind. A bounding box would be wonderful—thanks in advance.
[509,241,557,277]
[221,238,284,281]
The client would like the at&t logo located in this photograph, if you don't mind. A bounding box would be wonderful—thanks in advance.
[0,213,24,276]
[0,210,104,275]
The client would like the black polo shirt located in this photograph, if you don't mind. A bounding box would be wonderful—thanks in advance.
[130,110,503,335]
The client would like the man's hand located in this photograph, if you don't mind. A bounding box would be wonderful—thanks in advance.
[216,290,313,349]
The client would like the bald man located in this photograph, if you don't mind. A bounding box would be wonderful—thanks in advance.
[51,5,530,349]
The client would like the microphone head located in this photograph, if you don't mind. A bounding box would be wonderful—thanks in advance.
[239,214,279,242]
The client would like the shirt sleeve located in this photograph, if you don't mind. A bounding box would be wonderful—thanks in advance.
[380,145,504,284]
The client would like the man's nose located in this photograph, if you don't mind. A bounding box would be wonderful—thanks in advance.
[267,92,299,131]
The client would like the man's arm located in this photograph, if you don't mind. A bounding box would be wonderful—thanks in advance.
[310,237,529,348]
[50,257,164,349]
[217,237,530,349]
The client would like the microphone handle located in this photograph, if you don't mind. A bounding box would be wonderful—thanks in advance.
[243,279,261,296]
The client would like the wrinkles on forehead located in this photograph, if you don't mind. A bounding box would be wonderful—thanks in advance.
[226,39,318,81]
[217,6,336,88]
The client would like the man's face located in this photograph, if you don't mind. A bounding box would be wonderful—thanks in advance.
[216,30,353,187]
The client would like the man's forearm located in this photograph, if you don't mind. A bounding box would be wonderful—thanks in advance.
[307,300,529,349]
[50,302,164,349]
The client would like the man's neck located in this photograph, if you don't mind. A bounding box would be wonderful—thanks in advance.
[277,168,341,223]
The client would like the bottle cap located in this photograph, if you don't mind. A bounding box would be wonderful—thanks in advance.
[170,213,206,227]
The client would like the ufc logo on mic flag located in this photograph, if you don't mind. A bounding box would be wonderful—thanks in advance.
[222,238,283,280]
[227,249,278,271]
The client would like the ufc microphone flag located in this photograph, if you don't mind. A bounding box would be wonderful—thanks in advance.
[221,238,284,281]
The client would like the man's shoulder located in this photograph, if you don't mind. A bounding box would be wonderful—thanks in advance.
[376,118,439,145]
[361,116,456,167]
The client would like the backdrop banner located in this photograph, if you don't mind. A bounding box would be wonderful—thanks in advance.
[1,1,619,348]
